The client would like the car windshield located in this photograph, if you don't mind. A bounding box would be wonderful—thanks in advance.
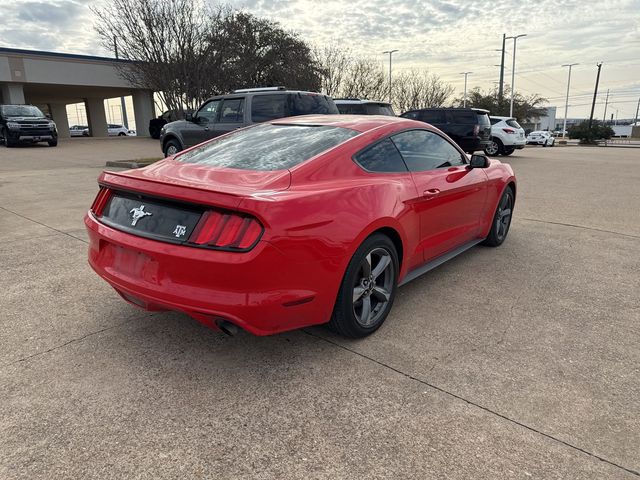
[1,105,45,117]
[176,123,359,171]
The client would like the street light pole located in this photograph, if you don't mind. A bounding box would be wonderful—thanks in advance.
[460,72,472,107]
[382,49,398,104]
[602,89,610,124]
[499,34,506,102]
[561,63,578,139]
[113,35,129,130]
[506,34,526,118]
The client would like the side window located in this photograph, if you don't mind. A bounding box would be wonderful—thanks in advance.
[391,130,466,172]
[197,100,221,123]
[354,138,408,173]
[420,111,446,124]
[251,94,286,122]
[401,111,419,120]
[447,111,476,124]
[219,98,244,123]
[490,118,501,125]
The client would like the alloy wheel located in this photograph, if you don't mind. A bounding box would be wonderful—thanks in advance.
[352,247,394,327]
[495,191,513,241]
[166,144,178,156]
[485,140,500,156]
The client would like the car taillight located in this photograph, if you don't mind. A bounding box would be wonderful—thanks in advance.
[189,210,264,251]
[473,125,480,136]
[502,128,515,134]
[90,187,112,216]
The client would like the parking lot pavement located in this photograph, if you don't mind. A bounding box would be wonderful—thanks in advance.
[1,144,638,479]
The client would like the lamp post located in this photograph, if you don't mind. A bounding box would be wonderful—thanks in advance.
[506,34,526,117]
[561,63,578,139]
[460,72,472,107]
[382,49,398,104]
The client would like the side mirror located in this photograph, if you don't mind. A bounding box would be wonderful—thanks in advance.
[469,154,489,169]
[185,113,194,122]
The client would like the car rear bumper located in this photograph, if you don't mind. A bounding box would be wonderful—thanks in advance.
[85,213,339,335]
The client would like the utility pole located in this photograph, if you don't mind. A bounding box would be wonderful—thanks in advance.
[602,89,610,124]
[113,35,129,130]
[634,97,639,126]
[561,63,578,139]
[499,34,506,102]
[506,34,527,118]
[460,72,472,107]
[382,49,398,105]
[588,62,603,130]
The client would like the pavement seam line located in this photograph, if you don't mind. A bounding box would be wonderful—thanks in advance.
[1,320,131,369]
[303,329,640,477]
[520,217,640,239]
[0,205,88,245]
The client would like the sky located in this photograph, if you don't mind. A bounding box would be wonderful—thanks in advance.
[2,0,640,119]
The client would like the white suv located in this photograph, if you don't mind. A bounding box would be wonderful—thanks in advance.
[484,116,526,156]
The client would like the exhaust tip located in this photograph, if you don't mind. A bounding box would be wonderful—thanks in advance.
[217,320,239,337]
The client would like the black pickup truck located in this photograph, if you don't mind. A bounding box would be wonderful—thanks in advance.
[0,104,58,147]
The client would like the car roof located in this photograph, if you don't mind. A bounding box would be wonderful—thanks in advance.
[404,107,489,114]
[334,99,392,106]
[203,90,330,102]
[490,116,516,121]
[269,114,418,133]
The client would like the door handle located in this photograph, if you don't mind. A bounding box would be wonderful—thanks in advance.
[423,188,441,199]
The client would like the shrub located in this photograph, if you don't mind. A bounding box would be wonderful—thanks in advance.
[568,121,615,144]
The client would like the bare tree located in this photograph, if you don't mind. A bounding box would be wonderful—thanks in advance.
[313,44,352,97]
[392,70,455,113]
[340,57,388,100]
[92,0,322,117]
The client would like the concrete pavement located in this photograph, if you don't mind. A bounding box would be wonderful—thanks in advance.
[0,141,638,478]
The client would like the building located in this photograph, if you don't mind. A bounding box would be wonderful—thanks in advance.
[0,47,155,138]
[520,106,557,132]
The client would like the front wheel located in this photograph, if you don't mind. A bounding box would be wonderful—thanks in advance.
[163,138,182,157]
[483,186,514,247]
[329,234,399,338]
[48,139,58,147]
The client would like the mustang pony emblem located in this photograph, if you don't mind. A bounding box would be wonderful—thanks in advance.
[129,205,152,226]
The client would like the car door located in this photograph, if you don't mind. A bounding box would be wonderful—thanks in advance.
[182,99,221,147]
[211,98,245,137]
[391,129,488,261]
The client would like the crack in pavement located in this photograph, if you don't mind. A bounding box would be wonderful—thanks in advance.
[0,205,88,245]
[302,329,640,477]
[520,217,640,239]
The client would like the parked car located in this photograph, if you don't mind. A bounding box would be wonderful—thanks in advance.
[159,87,339,157]
[526,130,555,147]
[85,115,516,338]
[400,108,491,153]
[484,116,526,156]
[82,124,133,137]
[69,125,88,137]
[149,110,187,139]
[0,104,58,147]
[334,99,395,116]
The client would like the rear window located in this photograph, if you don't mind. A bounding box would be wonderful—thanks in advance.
[506,119,521,129]
[337,103,366,115]
[251,94,338,122]
[365,104,395,116]
[176,124,358,171]
[448,110,476,124]
[475,112,490,126]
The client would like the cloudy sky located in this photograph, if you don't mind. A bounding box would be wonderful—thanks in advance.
[2,0,639,118]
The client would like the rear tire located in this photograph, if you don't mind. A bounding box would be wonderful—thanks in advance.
[483,186,514,247]
[328,233,399,338]
[484,138,502,156]
[502,147,515,156]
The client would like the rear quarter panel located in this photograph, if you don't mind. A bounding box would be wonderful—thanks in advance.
[479,159,516,237]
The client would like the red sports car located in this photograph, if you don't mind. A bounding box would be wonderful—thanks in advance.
[85,115,516,338]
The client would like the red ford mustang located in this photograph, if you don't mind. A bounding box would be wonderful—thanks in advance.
[85,115,516,338]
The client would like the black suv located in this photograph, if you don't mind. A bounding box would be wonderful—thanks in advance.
[400,108,491,153]
[0,104,58,147]
[160,87,339,157]
[334,99,395,116]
